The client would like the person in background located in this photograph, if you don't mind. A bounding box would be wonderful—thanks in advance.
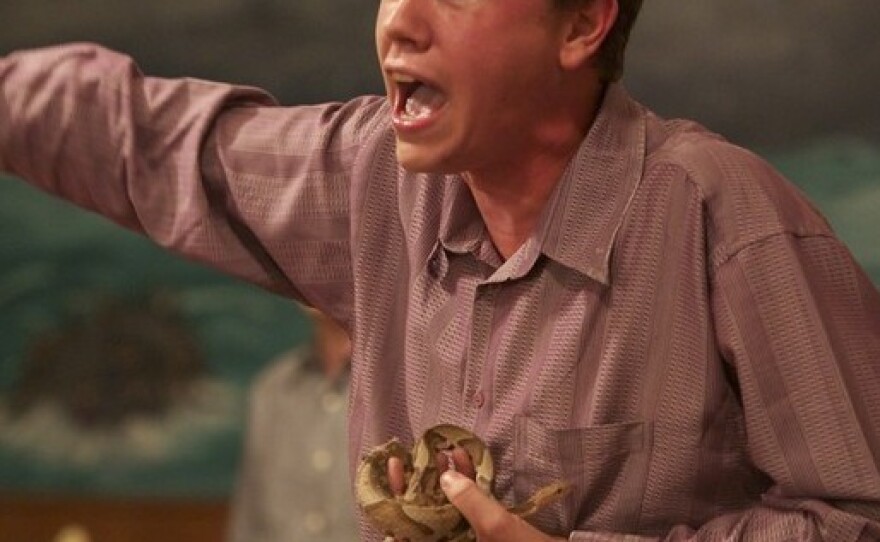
[227,307,357,542]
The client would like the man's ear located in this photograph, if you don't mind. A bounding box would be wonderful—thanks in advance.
[559,0,618,71]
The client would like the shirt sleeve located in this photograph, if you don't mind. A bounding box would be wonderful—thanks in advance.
[570,232,880,541]
[0,42,387,324]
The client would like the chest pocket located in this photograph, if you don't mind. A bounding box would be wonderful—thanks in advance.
[513,415,652,534]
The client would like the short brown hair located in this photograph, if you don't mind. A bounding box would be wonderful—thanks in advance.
[555,0,644,82]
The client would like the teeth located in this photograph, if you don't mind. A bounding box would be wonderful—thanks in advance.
[404,95,431,119]
[393,73,417,83]
[403,84,443,120]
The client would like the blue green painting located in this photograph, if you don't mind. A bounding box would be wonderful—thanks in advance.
[0,179,313,498]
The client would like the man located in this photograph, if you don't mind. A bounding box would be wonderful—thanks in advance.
[1,0,878,540]
[229,307,357,542]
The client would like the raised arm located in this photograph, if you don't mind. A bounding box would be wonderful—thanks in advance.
[1,43,387,321]
[1,43,274,234]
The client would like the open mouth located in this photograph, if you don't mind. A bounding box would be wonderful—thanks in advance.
[392,75,447,126]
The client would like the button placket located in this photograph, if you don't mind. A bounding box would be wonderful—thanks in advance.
[465,283,496,414]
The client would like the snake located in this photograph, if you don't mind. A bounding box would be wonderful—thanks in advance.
[355,424,570,541]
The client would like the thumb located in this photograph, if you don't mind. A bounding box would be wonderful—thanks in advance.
[440,470,508,531]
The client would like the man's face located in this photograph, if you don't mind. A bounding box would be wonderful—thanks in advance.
[376,0,571,174]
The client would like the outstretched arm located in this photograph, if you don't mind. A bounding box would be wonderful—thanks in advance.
[1,43,386,320]
[1,43,275,235]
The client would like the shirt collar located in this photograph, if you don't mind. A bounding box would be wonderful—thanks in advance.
[438,174,484,256]
[539,84,647,284]
[436,84,647,285]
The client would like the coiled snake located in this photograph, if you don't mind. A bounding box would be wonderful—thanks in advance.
[355,424,570,541]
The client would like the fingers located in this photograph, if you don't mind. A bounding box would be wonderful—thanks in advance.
[441,470,562,542]
[389,444,474,498]
[434,445,476,479]
[452,445,476,479]
[386,446,477,504]
[387,456,406,496]
[440,470,513,538]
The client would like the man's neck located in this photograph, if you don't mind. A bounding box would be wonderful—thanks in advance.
[463,155,570,260]
[462,84,605,260]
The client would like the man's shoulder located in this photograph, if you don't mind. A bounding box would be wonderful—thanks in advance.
[647,115,812,206]
[645,116,765,192]
[330,95,392,141]
[639,114,834,259]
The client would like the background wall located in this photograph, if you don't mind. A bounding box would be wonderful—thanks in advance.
[1,0,878,147]
[0,0,878,502]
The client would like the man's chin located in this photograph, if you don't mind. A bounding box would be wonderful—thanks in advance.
[395,142,457,175]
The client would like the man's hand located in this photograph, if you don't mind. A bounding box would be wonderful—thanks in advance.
[440,470,567,542]
[388,445,566,542]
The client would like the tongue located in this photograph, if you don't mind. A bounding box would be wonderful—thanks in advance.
[404,84,445,119]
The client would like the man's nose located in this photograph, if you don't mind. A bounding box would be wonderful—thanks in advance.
[379,0,432,52]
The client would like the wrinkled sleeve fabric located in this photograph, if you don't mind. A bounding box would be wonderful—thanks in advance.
[0,43,385,323]
[570,231,880,541]
[706,232,880,541]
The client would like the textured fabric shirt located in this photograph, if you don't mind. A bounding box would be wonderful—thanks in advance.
[2,44,879,541]
[228,346,357,542]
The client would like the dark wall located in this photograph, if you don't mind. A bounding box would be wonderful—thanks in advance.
[628,1,880,148]
[1,1,878,149]
[0,0,383,104]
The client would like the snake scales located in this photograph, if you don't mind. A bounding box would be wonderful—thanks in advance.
[355,424,570,541]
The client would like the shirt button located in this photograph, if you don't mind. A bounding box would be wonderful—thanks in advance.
[472,390,485,408]
[321,391,345,413]
[304,511,328,534]
[311,449,334,472]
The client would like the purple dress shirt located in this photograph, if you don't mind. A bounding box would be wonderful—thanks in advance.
[2,44,879,541]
